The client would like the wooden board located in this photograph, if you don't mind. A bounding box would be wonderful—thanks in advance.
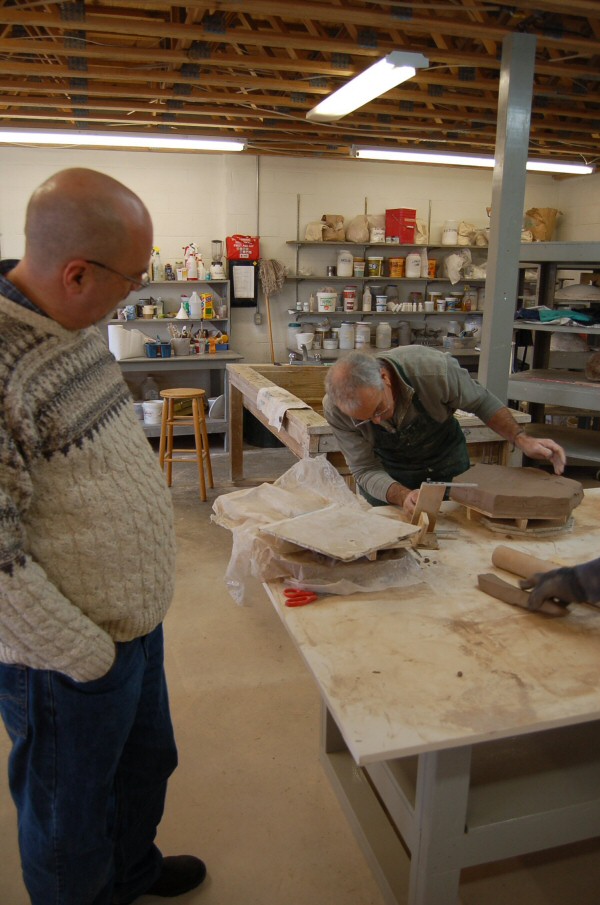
[259,503,420,561]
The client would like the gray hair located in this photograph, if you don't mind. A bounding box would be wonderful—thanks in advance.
[325,352,384,413]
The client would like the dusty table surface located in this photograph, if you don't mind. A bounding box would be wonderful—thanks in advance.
[265,489,600,765]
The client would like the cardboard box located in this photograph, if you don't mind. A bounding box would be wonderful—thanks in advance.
[385,208,416,243]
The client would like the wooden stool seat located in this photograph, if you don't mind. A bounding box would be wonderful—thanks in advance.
[159,388,214,501]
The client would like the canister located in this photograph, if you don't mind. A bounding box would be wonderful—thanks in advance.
[405,252,421,278]
[376,322,392,349]
[336,249,354,277]
[339,321,355,350]
[441,219,459,245]
[389,257,405,278]
[366,256,384,278]
[343,285,357,312]
[317,289,337,312]
[355,322,371,349]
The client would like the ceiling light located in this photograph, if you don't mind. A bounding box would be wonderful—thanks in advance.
[0,129,247,152]
[306,51,429,123]
[351,146,594,175]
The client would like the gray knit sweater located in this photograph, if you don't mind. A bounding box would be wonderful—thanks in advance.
[0,294,175,682]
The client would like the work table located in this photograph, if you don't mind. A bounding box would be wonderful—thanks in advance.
[264,489,600,904]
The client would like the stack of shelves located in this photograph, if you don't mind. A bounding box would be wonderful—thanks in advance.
[509,242,600,468]
[104,279,242,443]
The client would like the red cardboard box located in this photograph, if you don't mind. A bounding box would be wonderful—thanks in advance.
[385,208,416,243]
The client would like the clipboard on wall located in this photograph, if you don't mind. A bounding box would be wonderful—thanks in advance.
[229,260,258,308]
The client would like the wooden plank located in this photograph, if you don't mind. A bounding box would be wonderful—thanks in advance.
[259,504,420,561]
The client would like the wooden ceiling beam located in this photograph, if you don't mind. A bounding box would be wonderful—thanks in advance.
[1,6,600,58]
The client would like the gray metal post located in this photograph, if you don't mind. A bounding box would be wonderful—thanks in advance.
[477,33,536,401]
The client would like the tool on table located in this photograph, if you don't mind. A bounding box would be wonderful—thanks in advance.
[477,572,568,617]
[284,588,319,608]
[490,544,598,612]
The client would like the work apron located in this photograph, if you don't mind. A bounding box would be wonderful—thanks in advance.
[360,364,470,506]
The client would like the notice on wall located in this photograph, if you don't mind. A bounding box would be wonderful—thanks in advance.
[232,264,255,299]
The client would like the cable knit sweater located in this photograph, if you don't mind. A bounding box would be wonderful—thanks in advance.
[0,294,175,682]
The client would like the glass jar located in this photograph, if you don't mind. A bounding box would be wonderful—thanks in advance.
[355,322,371,349]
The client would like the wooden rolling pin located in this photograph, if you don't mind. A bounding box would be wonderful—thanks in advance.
[491,544,561,580]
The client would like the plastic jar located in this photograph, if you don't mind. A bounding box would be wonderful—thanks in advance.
[405,252,422,278]
[355,322,371,349]
[376,322,392,349]
[317,290,337,312]
[336,249,354,277]
[339,322,355,350]
[366,256,384,277]
[343,285,357,311]
[389,257,405,277]
[375,295,387,312]
[397,322,412,346]
[441,219,459,245]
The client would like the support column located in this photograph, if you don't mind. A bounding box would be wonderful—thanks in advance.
[477,33,536,402]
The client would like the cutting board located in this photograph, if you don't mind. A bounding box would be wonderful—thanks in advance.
[259,503,420,561]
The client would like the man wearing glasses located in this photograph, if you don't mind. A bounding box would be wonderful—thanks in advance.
[324,347,566,517]
[0,169,205,904]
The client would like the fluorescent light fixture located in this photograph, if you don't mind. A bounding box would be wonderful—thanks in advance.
[0,129,247,152]
[351,146,595,175]
[306,51,428,123]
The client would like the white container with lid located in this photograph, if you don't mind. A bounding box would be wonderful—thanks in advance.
[376,322,392,349]
[336,249,354,278]
[339,322,355,350]
[405,252,422,278]
[441,219,459,245]
[355,322,371,349]
[317,290,337,312]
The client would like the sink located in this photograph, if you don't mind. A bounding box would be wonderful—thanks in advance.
[289,359,328,366]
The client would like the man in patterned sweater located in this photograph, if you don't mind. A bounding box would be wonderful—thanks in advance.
[0,169,206,904]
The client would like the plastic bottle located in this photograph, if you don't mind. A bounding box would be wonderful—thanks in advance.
[188,291,203,318]
[140,376,159,400]
[151,248,163,281]
[362,285,372,312]
[196,254,206,279]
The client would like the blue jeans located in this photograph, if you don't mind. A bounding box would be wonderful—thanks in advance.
[0,624,178,905]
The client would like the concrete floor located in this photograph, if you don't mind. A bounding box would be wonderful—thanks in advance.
[1,445,600,904]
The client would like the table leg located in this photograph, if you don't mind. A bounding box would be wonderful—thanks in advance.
[409,746,472,905]
[229,383,244,482]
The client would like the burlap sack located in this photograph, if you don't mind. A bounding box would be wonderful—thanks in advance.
[525,207,561,241]
[321,214,345,241]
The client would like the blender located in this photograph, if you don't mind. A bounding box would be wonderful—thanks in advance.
[210,240,225,279]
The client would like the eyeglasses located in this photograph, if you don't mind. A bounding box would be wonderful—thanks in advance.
[85,260,150,290]
[350,390,391,428]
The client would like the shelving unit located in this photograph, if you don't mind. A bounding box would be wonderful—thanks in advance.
[103,279,242,445]
[508,242,600,467]
[285,241,485,370]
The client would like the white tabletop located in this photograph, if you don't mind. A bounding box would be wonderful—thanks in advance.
[266,489,600,765]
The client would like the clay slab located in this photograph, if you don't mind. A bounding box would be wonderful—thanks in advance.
[449,464,583,519]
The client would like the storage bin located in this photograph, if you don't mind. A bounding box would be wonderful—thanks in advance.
[385,208,416,243]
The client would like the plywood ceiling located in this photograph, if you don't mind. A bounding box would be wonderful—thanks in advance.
[0,0,599,167]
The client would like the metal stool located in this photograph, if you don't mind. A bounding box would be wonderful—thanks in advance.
[159,388,214,500]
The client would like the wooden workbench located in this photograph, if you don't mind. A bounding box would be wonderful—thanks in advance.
[227,362,530,483]
[264,489,600,905]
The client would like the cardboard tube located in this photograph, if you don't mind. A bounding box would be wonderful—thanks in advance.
[491,545,561,580]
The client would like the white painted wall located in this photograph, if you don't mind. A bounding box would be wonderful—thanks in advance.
[0,146,597,364]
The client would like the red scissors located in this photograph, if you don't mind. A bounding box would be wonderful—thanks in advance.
[284,587,319,608]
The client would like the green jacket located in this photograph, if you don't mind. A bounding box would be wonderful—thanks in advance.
[323,345,504,502]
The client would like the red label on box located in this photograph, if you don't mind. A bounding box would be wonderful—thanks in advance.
[226,234,260,260]
[385,208,416,243]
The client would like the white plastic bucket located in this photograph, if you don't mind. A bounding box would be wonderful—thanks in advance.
[142,400,164,425]
[317,291,337,312]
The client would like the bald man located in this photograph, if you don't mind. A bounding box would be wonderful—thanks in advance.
[324,348,566,516]
[0,170,205,904]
